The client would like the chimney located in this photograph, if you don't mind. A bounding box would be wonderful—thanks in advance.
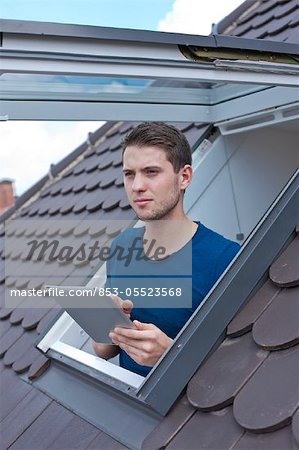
[0,179,15,215]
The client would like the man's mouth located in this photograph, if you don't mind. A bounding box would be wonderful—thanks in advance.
[134,199,153,205]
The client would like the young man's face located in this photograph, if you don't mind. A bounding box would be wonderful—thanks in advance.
[123,145,185,221]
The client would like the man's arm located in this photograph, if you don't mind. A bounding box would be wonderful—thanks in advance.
[92,341,120,360]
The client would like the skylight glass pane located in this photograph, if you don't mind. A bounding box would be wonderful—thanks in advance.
[0,73,269,105]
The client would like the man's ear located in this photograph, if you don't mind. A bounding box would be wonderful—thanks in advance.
[180,165,193,191]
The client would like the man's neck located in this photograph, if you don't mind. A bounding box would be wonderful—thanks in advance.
[143,217,198,258]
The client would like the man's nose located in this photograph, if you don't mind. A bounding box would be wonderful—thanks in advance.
[132,174,146,191]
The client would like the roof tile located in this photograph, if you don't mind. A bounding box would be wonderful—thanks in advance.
[49,414,100,449]
[227,279,280,337]
[3,330,37,366]
[187,333,268,411]
[0,365,32,421]
[166,406,243,450]
[142,395,195,450]
[233,346,299,432]
[292,409,299,447]
[8,401,74,449]
[232,425,295,450]
[12,346,43,373]
[0,387,51,449]
[0,325,24,357]
[252,286,299,350]
[269,236,299,287]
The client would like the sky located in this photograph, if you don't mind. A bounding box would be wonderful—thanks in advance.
[0,0,243,196]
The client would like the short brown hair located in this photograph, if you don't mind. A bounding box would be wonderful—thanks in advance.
[122,122,192,173]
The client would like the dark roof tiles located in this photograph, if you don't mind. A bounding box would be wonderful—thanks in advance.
[166,407,243,450]
[292,409,299,447]
[220,0,299,43]
[269,235,299,287]
[187,333,268,411]
[233,425,295,450]
[142,395,195,450]
[227,279,280,337]
[233,346,299,432]
[252,286,299,350]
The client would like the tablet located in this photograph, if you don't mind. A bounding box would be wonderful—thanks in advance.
[45,285,134,343]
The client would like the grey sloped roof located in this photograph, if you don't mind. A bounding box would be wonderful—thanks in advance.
[217,0,299,43]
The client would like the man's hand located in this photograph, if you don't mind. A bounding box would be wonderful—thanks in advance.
[92,295,133,360]
[110,294,133,318]
[109,320,173,367]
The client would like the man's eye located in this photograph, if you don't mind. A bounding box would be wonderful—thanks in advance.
[147,170,157,175]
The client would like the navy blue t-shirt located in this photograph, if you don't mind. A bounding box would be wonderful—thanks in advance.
[106,222,240,376]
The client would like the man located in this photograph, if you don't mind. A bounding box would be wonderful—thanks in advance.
[93,122,240,376]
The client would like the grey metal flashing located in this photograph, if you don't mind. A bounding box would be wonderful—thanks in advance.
[0,18,298,55]
[31,360,161,450]
[136,169,299,415]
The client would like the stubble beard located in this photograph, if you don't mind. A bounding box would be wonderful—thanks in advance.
[135,184,181,221]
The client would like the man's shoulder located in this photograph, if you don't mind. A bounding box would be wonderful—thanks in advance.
[195,222,240,256]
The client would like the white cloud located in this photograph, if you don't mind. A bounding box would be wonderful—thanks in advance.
[0,121,103,196]
[158,0,243,35]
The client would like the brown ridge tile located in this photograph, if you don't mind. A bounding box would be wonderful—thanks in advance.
[0,325,24,357]
[233,346,299,432]
[269,236,299,287]
[292,409,299,447]
[27,353,50,380]
[142,394,196,450]
[232,425,295,450]
[227,279,280,337]
[3,329,37,366]
[187,333,268,411]
[166,407,243,450]
[9,401,74,449]
[0,388,51,449]
[48,414,100,450]
[252,286,299,350]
